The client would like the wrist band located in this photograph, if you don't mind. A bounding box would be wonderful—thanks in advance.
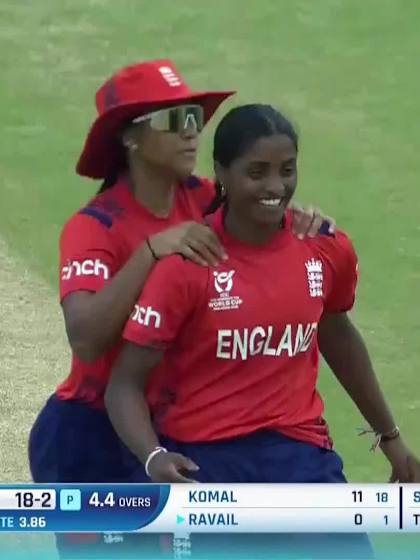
[146,237,159,261]
[358,426,400,452]
[145,446,167,476]
[379,426,400,443]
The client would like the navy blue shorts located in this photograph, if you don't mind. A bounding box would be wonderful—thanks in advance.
[29,395,168,559]
[161,431,374,559]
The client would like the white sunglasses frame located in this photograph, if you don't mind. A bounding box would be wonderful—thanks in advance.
[131,104,204,132]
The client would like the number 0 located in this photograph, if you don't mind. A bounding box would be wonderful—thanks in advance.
[354,514,363,526]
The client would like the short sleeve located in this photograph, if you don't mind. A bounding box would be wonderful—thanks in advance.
[123,256,204,350]
[314,230,359,313]
[59,213,118,301]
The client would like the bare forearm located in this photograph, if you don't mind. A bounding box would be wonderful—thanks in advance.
[319,313,396,434]
[88,244,155,348]
[105,378,159,464]
[65,243,155,361]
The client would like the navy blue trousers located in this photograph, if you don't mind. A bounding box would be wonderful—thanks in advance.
[29,396,168,559]
[29,398,373,559]
[161,431,374,559]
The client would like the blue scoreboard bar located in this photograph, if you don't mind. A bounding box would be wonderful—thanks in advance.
[0,484,419,533]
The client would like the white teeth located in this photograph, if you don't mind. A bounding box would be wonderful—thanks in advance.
[259,199,281,206]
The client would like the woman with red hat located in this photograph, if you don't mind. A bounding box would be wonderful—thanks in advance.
[28,60,336,558]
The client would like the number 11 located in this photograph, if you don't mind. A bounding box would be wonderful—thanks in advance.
[352,491,362,502]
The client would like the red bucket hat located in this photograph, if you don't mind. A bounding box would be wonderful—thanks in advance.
[76,59,235,179]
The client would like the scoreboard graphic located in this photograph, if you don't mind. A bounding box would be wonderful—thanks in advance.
[0,484,419,534]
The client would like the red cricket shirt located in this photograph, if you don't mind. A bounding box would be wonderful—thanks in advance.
[123,209,359,449]
[56,174,214,408]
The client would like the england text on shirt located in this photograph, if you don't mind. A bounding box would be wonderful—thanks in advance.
[124,209,358,449]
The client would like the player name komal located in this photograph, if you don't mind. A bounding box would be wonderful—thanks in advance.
[189,490,237,503]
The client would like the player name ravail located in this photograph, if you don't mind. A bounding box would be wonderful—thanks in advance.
[189,513,239,526]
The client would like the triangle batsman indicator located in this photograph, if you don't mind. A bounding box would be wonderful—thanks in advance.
[176,515,185,525]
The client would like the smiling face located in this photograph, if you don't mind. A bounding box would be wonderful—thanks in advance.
[217,134,298,227]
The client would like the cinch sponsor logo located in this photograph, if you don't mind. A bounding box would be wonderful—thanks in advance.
[216,322,318,360]
[61,259,110,281]
[131,304,161,329]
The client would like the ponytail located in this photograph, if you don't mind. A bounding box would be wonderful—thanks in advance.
[96,150,127,195]
[204,179,227,216]
[96,170,120,194]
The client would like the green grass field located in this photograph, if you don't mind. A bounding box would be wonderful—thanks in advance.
[0,0,419,557]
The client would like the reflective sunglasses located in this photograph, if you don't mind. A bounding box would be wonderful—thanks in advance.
[132,104,204,133]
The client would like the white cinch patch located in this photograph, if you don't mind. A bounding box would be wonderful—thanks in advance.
[61,259,110,281]
[131,304,161,329]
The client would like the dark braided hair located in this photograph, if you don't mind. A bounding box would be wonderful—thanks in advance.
[205,104,298,215]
